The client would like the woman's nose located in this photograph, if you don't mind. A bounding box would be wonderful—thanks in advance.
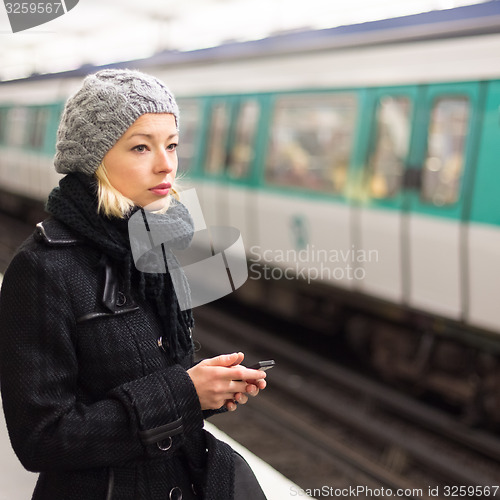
[154,149,175,173]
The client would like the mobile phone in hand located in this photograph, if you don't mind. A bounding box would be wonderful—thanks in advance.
[248,360,275,372]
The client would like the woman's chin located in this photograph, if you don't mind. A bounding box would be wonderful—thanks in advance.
[142,196,172,213]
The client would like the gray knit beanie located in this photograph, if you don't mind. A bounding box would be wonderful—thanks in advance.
[54,69,179,176]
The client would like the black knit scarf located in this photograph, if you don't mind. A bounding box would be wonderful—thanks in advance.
[46,173,195,362]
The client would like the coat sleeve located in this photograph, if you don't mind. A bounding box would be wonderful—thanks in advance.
[0,247,204,472]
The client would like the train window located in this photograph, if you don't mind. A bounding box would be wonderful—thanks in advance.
[177,100,200,174]
[205,102,230,175]
[227,100,260,179]
[0,108,8,144]
[265,94,357,194]
[27,107,49,149]
[7,107,29,147]
[420,97,469,206]
[368,96,412,198]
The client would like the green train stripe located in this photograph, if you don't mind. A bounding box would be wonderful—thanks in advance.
[2,81,500,229]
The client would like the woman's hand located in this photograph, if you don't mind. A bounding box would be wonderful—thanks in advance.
[187,352,267,411]
[225,356,267,411]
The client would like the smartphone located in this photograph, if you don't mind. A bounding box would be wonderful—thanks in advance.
[234,360,275,382]
[248,360,275,372]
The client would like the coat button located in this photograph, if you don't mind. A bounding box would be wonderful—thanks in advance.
[169,486,182,500]
[157,437,172,451]
[157,336,169,351]
[116,292,127,307]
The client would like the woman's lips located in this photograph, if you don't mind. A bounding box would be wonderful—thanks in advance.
[149,182,171,196]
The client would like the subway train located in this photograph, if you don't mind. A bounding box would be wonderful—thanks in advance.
[2,2,500,426]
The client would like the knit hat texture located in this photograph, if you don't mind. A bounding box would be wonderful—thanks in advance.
[54,69,179,176]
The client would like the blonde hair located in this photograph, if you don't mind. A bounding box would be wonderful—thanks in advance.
[95,162,179,218]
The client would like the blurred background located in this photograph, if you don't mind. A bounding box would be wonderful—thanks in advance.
[0,0,490,80]
[2,1,500,499]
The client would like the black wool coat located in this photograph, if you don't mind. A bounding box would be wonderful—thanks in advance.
[0,218,235,500]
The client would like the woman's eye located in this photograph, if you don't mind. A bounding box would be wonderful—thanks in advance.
[133,145,147,153]
[167,143,178,151]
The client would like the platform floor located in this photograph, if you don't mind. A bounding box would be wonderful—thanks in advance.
[0,401,312,499]
[0,401,38,499]
[204,422,314,500]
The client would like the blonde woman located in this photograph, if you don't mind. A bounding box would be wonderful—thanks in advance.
[0,69,267,500]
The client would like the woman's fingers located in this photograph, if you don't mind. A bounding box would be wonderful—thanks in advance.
[226,400,238,411]
[245,384,259,395]
[225,391,249,411]
[235,392,248,404]
[201,352,244,367]
[255,379,267,390]
[240,379,266,395]
[188,353,268,410]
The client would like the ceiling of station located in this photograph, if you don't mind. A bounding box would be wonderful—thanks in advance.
[0,0,490,81]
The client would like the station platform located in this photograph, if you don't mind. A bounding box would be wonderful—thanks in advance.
[204,422,314,500]
[0,402,313,499]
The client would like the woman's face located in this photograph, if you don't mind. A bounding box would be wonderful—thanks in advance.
[103,113,178,208]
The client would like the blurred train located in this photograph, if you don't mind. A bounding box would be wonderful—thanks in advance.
[2,1,500,426]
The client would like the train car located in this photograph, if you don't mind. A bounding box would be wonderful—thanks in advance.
[2,1,500,426]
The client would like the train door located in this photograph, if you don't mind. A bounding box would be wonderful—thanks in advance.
[403,82,482,320]
[357,86,419,303]
[196,97,231,226]
[176,96,203,209]
[197,95,264,247]
[223,97,264,251]
[176,98,202,178]
[467,80,500,332]
[256,91,359,290]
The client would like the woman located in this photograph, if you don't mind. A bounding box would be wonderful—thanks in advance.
[0,69,267,500]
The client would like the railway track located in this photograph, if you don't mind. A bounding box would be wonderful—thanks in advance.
[194,304,500,499]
